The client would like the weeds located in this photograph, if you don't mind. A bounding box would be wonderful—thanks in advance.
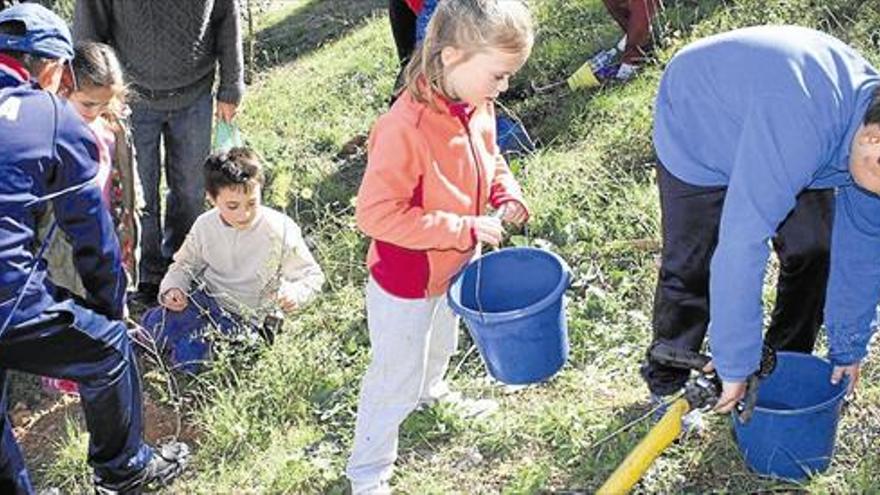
[28,0,880,493]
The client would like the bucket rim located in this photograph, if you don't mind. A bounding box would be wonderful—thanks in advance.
[735,351,848,419]
[446,247,571,323]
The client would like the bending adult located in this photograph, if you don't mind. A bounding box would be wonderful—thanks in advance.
[0,4,187,493]
[74,0,245,305]
[643,26,880,412]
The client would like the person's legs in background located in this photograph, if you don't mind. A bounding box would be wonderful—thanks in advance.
[163,91,213,262]
[619,0,663,65]
[389,0,417,64]
[130,103,168,303]
[599,0,664,81]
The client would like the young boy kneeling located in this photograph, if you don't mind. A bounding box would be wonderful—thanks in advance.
[141,147,324,372]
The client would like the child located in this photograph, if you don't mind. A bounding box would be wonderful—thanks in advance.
[38,41,144,396]
[347,1,533,492]
[140,147,324,373]
[388,0,534,158]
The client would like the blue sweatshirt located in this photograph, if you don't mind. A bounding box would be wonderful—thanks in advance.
[0,58,125,328]
[653,26,880,381]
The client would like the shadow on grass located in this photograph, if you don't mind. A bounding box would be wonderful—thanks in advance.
[292,141,367,230]
[255,0,387,71]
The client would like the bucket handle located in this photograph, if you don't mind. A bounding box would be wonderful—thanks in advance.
[474,206,508,323]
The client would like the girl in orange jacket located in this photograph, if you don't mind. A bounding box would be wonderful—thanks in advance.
[347,1,534,493]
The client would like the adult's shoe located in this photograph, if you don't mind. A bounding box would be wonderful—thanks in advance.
[94,441,190,494]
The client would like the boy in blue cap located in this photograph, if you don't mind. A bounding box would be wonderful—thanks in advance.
[0,4,187,493]
[643,25,880,414]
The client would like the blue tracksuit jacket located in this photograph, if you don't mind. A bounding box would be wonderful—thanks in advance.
[0,59,125,328]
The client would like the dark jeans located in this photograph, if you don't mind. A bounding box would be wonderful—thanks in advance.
[131,92,213,286]
[642,164,834,395]
[0,299,151,493]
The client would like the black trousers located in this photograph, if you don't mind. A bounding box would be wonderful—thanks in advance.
[388,0,417,104]
[389,0,417,63]
[641,164,834,395]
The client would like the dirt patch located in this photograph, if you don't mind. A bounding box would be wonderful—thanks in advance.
[11,387,200,476]
[12,393,79,471]
[143,396,200,445]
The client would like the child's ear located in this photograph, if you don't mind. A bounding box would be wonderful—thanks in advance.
[440,46,465,68]
[206,193,215,206]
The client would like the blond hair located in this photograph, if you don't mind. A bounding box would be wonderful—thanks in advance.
[403,0,534,108]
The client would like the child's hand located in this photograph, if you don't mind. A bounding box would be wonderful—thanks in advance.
[499,201,528,226]
[473,215,504,246]
[275,290,299,314]
[160,288,188,312]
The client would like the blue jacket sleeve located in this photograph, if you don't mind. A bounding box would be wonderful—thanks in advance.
[415,0,439,42]
[48,99,126,319]
[824,185,880,366]
[709,97,828,382]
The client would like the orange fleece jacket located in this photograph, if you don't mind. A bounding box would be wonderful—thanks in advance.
[355,90,527,298]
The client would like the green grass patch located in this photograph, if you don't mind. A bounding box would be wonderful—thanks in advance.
[30,0,880,493]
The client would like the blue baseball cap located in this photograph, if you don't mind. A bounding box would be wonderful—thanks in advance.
[0,3,73,60]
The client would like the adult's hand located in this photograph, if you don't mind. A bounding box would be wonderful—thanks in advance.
[831,363,861,396]
[216,101,239,122]
[714,380,747,413]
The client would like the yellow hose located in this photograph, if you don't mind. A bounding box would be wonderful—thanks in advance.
[597,398,691,495]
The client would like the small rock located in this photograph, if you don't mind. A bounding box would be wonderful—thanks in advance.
[455,446,485,469]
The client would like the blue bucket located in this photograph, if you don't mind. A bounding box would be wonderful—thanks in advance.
[447,247,571,384]
[732,352,848,481]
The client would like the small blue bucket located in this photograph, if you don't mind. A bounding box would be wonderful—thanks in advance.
[733,352,848,481]
[447,247,571,384]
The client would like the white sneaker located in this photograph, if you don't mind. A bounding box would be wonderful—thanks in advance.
[440,391,499,419]
[615,63,638,82]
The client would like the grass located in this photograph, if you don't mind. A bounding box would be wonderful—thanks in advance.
[28,0,880,493]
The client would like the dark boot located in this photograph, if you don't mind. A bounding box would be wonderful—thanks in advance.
[94,441,190,495]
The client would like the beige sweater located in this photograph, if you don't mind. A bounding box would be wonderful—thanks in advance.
[160,206,324,317]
